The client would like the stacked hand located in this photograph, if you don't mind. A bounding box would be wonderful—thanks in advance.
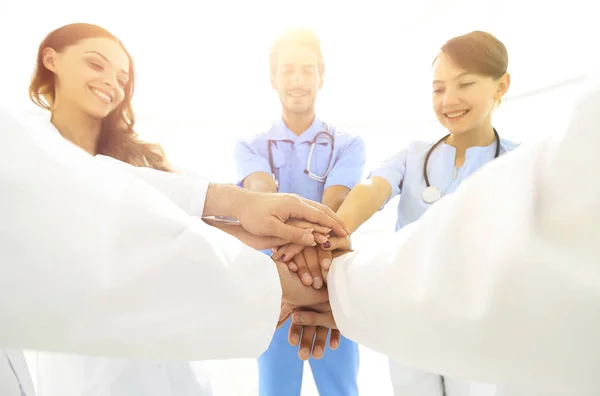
[204,189,349,250]
[275,246,352,361]
[203,187,352,361]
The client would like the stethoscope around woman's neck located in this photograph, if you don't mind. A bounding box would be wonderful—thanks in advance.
[421,128,500,204]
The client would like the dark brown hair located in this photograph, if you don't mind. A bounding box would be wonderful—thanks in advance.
[29,23,172,172]
[436,30,508,79]
[269,28,325,77]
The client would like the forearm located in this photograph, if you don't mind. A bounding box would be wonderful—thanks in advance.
[335,179,390,233]
[322,185,350,212]
[243,172,277,193]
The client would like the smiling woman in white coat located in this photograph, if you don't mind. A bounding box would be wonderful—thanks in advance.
[23,22,212,396]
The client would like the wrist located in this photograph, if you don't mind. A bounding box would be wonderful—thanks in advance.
[203,183,248,218]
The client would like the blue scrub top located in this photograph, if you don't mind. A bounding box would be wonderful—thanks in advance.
[235,117,366,202]
[369,137,519,231]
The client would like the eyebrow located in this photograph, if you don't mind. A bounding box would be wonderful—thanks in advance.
[84,50,129,76]
[433,71,470,84]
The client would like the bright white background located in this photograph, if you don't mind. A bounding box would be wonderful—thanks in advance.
[2,0,597,394]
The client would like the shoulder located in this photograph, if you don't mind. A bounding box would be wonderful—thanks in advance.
[235,128,271,149]
[329,126,364,147]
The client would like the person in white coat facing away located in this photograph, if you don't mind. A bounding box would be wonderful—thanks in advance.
[287,75,600,395]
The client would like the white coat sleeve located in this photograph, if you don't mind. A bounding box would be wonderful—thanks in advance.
[328,81,600,394]
[94,155,207,217]
[0,108,281,361]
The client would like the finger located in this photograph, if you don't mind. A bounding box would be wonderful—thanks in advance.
[279,243,306,263]
[299,325,316,361]
[287,261,298,272]
[329,330,341,350]
[321,236,350,251]
[313,232,329,245]
[293,252,313,286]
[285,219,331,235]
[286,196,349,237]
[271,243,291,261]
[267,219,317,246]
[250,236,290,250]
[291,310,337,330]
[288,322,302,346]
[312,327,329,359]
[317,246,332,271]
[302,247,323,289]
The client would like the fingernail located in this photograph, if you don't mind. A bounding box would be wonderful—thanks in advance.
[313,346,323,357]
[321,259,331,270]
[323,241,331,249]
[300,347,309,359]
[313,277,323,289]
[330,339,339,349]
[289,263,298,272]
[280,254,286,261]
[291,333,299,344]
[302,273,313,285]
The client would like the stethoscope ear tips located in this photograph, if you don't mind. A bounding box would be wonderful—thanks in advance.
[303,169,309,174]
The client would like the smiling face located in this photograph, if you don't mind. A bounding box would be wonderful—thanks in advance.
[432,52,509,136]
[43,37,131,120]
[271,43,323,116]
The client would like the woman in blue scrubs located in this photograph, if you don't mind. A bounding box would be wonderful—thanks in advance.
[324,31,518,396]
[234,29,365,396]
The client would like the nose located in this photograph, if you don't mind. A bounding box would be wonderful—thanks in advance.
[442,87,460,107]
[102,70,119,89]
[289,70,304,87]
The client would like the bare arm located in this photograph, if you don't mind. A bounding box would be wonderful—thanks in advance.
[335,176,392,233]
[242,172,277,193]
[321,185,351,213]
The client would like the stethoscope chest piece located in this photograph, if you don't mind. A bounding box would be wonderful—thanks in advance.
[421,186,442,204]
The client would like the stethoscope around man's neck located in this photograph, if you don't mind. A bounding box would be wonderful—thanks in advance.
[267,123,335,189]
[421,128,500,204]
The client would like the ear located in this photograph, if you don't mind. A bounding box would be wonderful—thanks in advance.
[496,72,511,100]
[42,47,58,73]
[270,72,278,91]
[317,74,324,90]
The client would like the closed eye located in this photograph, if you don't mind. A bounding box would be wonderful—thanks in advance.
[88,61,104,71]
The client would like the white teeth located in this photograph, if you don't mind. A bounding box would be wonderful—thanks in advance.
[445,110,468,119]
[91,88,112,104]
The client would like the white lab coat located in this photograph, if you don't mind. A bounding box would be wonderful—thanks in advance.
[328,80,600,395]
[0,108,281,360]
[0,349,35,396]
[20,118,217,396]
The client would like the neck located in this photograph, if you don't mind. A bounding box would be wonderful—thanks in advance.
[282,110,315,136]
[445,123,496,159]
[51,105,102,156]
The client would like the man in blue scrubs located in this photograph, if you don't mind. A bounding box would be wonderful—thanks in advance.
[234,29,365,396]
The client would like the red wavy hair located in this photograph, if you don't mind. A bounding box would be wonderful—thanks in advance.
[29,23,172,172]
